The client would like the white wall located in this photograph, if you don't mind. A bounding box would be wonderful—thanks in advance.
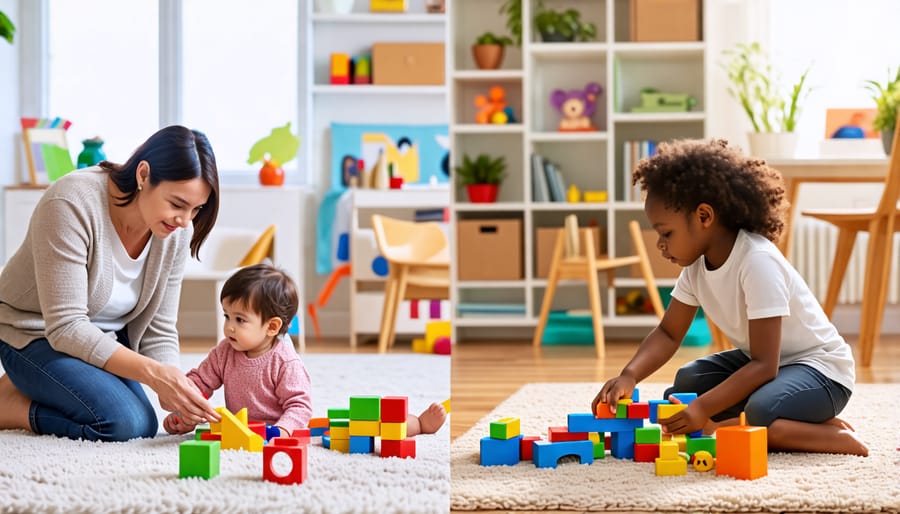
[0,0,20,251]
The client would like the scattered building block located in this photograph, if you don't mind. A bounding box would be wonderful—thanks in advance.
[380,396,409,423]
[441,398,451,413]
[349,435,375,454]
[234,407,249,426]
[635,425,662,444]
[327,408,351,420]
[329,426,350,440]
[648,399,667,423]
[672,434,687,453]
[627,402,650,419]
[179,440,220,479]
[655,456,688,476]
[480,435,522,466]
[322,435,331,449]
[594,402,617,418]
[657,403,687,421]
[610,429,635,459]
[519,436,542,461]
[330,438,350,453]
[217,407,263,452]
[200,432,221,442]
[382,437,416,459]
[533,440,594,469]
[588,432,606,459]
[248,421,267,441]
[548,425,590,442]
[310,426,328,437]
[308,417,329,429]
[615,399,633,419]
[412,338,433,353]
[686,435,716,457]
[194,427,210,441]
[490,418,521,440]
[716,413,767,480]
[349,420,381,437]
[349,396,381,421]
[266,425,283,441]
[670,392,698,404]
[567,413,644,434]
[263,437,307,485]
[634,443,661,462]
[290,428,311,445]
[381,421,408,441]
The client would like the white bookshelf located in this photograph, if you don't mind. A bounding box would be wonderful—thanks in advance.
[449,0,709,342]
[301,0,450,340]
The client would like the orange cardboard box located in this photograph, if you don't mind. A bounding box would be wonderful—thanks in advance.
[630,0,701,42]
[372,42,445,86]
[457,219,522,281]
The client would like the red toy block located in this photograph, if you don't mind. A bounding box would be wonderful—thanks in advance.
[291,428,311,445]
[248,421,267,440]
[263,437,307,485]
[627,402,650,419]
[200,432,222,441]
[381,437,416,459]
[380,396,408,423]
[634,443,661,462]
[520,436,542,460]
[548,426,589,442]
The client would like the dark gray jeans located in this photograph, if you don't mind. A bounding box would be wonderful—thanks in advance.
[663,349,851,426]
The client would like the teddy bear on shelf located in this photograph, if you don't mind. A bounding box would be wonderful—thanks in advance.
[550,82,602,132]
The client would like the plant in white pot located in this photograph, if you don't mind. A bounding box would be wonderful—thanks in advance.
[864,67,900,155]
[455,153,507,203]
[722,42,811,159]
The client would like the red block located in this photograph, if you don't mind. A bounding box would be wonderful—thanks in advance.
[548,426,589,442]
[520,436,542,460]
[248,421,267,440]
[263,438,307,485]
[200,432,221,441]
[628,402,650,419]
[291,428,311,445]
[634,443,660,462]
[380,396,409,423]
[381,437,416,459]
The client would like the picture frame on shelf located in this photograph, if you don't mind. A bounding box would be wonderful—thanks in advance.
[22,126,75,186]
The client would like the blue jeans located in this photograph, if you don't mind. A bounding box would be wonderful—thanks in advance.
[663,349,851,426]
[0,329,158,441]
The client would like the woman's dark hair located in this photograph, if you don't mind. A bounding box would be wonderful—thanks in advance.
[632,139,788,242]
[220,263,299,336]
[100,125,219,258]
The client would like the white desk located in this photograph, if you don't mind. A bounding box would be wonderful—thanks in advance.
[766,158,888,257]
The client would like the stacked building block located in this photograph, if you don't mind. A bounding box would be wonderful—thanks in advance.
[263,436,308,485]
[327,408,351,453]
[716,412,767,480]
[319,396,416,458]
[480,417,524,466]
[179,440,221,479]
[655,440,687,476]
[380,396,416,458]
[349,396,380,454]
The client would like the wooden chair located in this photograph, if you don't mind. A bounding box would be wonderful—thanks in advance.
[371,214,450,353]
[533,217,665,358]
[800,120,900,367]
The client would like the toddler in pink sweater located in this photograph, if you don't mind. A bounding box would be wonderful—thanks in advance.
[164,263,312,437]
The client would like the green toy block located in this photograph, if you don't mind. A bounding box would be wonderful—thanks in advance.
[179,440,220,479]
[330,420,350,428]
[635,425,661,444]
[328,408,351,419]
[615,399,632,419]
[489,418,521,440]
[349,396,381,421]
[194,427,211,441]
[686,435,716,457]
[593,440,605,459]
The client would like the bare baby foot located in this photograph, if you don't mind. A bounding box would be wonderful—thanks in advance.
[417,402,447,435]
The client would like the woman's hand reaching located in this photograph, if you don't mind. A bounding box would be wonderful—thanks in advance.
[151,364,220,425]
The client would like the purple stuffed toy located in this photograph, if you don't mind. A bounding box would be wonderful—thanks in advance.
[550,81,603,131]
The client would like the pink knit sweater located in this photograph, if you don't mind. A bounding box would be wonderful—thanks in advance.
[186,336,312,434]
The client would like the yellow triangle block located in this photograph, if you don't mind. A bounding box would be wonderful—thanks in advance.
[217,407,263,452]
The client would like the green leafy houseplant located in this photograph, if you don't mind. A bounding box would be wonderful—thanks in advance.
[864,67,900,133]
[534,7,596,42]
[0,10,15,44]
[721,42,811,133]
[475,32,513,47]
[455,153,507,203]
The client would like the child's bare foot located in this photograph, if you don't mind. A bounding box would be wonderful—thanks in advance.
[824,417,855,431]
[0,374,32,431]
[417,403,447,434]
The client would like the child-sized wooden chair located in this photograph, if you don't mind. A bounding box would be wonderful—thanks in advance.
[800,115,900,367]
[371,214,450,353]
[533,217,665,359]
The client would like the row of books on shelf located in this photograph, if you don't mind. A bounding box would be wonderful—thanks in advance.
[531,153,569,202]
[622,140,658,202]
[413,208,448,222]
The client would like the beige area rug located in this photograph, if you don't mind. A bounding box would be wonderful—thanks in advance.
[0,353,450,514]
[451,382,900,512]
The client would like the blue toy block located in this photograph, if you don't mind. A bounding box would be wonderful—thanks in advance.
[631,388,640,402]
[480,435,522,466]
[533,440,594,469]
[689,429,703,438]
[349,435,375,454]
[610,429,635,459]
[265,424,281,441]
[322,435,331,449]
[288,315,301,336]
[310,426,328,437]
[648,399,668,423]
[567,413,644,434]
[670,392,698,404]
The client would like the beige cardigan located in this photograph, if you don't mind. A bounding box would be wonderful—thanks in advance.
[0,168,191,368]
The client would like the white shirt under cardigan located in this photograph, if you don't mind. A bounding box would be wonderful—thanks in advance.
[671,229,855,393]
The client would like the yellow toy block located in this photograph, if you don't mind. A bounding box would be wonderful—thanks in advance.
[588,432,600,444]
[425,320,451,347]
[329,426,350,440]
[216,407,263,452]
[716,412,767,480]
[370,0,407,12]
[489,417,521,440]
[331,438,350,453]
[657,403,687,421]
[655,456,687,476]
[349,420,381,437]
[412,338,433,353]
[441,398,451,413]
[234,407,249,426]
[583,190,608,203]
[672,433,687,453]
[615,398,633,418]
[659,440,679,460]
[381,422,408,440]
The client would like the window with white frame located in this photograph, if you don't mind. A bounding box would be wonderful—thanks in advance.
[47,0,298,178]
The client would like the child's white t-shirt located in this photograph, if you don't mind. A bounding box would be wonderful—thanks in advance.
[671,229,855,392]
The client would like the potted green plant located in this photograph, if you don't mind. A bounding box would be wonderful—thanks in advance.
[455,153,507,203]
[721,42,811,159]
[864,67,900,155]
[534,7,596,42]
[0,10,15,44]
[472,31,513,70]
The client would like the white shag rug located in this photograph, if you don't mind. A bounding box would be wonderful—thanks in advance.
[0,353,450,514]
[451,382,900,512]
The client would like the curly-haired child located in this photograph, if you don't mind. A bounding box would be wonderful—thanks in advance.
[592,139,867,456]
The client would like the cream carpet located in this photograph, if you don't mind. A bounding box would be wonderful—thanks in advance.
[451,382,900,512]
[0,353,450,514]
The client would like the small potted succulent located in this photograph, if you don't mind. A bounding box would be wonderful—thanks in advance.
[455,153,507,203]
[864,67,900,155]
[472,31,513,70]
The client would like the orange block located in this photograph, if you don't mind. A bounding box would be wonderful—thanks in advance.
[716,412,767,480]
[594,402,617,419]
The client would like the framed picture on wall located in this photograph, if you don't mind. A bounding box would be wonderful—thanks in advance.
[20,118,76,186]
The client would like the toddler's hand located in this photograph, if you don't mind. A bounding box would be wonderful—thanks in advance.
[592,375,636,416]
[163,412,197,435]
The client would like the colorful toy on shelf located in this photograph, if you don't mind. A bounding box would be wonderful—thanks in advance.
[583,190,608,203]
[474,86,510,124]
[353,55,371,85]
[550,82,602,131]
[631,88,697,113]
[330,53,351,84]
[370,0,407,12]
